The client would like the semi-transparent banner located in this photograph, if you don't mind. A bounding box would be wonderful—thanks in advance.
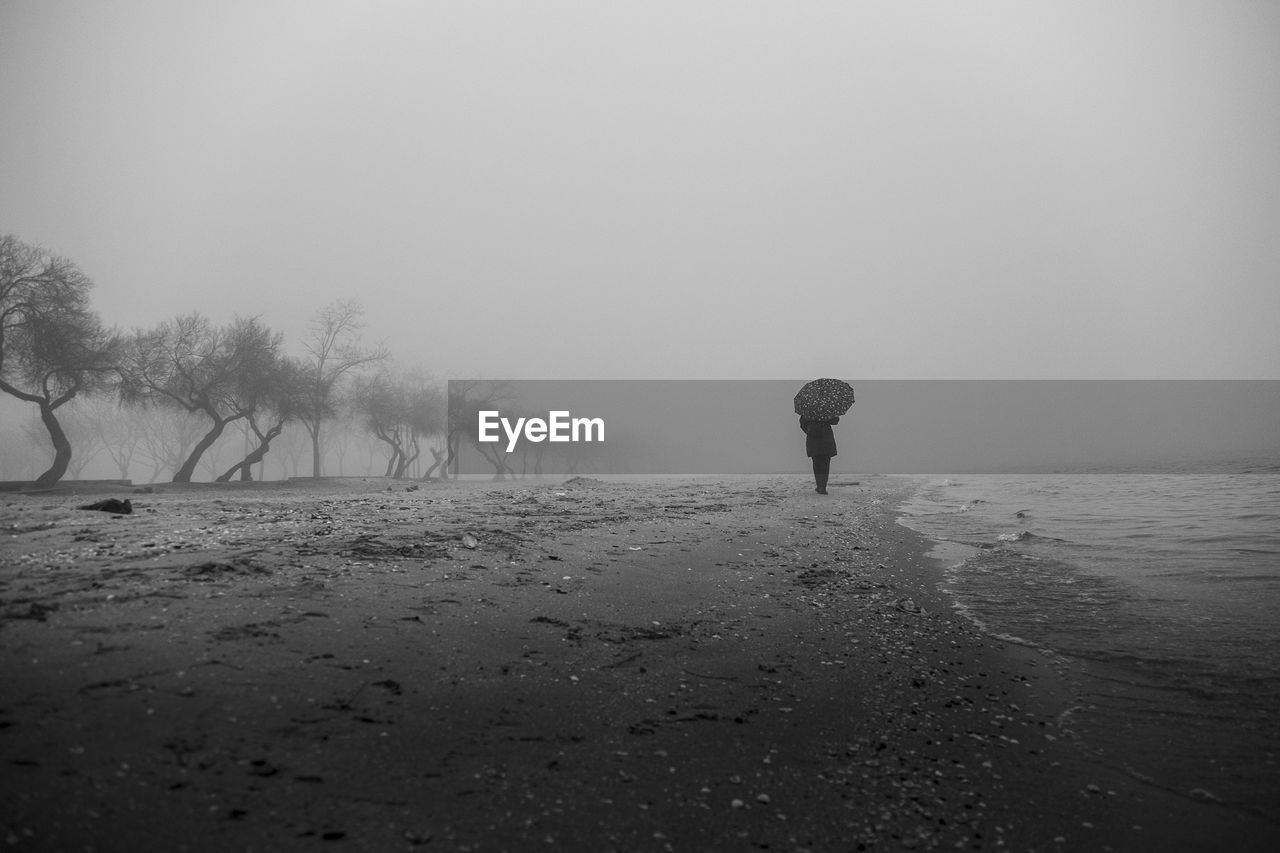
[443,380,1280,476]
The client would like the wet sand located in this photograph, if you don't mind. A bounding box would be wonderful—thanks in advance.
[1,475,1276,852]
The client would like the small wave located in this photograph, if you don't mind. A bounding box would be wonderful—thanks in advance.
[997,530,1060,543]
[949,601,1069,660]
[993,530,1072,546]
[942,596,1047,651]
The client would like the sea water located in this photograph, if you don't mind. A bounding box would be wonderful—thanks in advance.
[897,466,1280,820]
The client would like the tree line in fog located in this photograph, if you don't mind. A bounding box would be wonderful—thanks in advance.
[0,233,503,487]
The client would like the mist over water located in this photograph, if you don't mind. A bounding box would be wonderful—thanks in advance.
[5,380,1276,483]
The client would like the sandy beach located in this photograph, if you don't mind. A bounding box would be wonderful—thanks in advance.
[2,475,1276,852]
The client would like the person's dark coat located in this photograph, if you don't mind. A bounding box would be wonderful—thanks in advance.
[800,417,838,458]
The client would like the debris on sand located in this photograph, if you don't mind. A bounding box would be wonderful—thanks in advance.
[185,557,268,577]
[12,601,59,621]
[561,476,604,488]
[895,597,925,615]
[78,498,133,515]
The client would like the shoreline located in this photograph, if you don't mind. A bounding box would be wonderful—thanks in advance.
[899,473,1280,834]
[2,475,1276,851]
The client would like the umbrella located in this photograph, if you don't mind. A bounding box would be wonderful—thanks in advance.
[794,378,855,421]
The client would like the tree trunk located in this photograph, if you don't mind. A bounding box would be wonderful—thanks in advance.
[473,442,509,480]
[216,421,283,483]
[33,402,73,488]
[373,427,402,479]
[174,415,237,483]
[423,448,445,480]
[216,458,251,483]
[446,432,461,479]
[395,439,419,479]
[307,418,323,477]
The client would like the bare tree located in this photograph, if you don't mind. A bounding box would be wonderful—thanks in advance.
[271,422,310,480]
[216,356,307,482]
[422,443,448,480]
[133,409,204,483]
[445,379,513,478]
[0,235,121,486]
[327,413,360,476]
[298,300,386,477]
[28,401,108,480]
[356,370,445,479]
[121,313,285,482]
[403,372,446,478]
[80,396,146,481]
[324,410,383,477]
[198,433,231,482]
[360,374,409,478]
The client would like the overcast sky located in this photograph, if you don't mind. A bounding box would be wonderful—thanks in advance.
[2,1,1278,380]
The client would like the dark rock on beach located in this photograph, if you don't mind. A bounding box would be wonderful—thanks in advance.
[77,497,132,514]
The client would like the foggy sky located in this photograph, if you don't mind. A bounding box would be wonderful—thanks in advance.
[2,1,1279,380]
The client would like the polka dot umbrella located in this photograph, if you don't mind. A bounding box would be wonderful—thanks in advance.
[793,378,855,421]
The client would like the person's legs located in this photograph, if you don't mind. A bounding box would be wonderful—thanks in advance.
[812,455,830,494]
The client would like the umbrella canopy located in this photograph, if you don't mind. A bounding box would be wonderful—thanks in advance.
[794,378,855,421]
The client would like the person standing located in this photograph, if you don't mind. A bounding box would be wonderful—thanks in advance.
[799,416,839,494]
